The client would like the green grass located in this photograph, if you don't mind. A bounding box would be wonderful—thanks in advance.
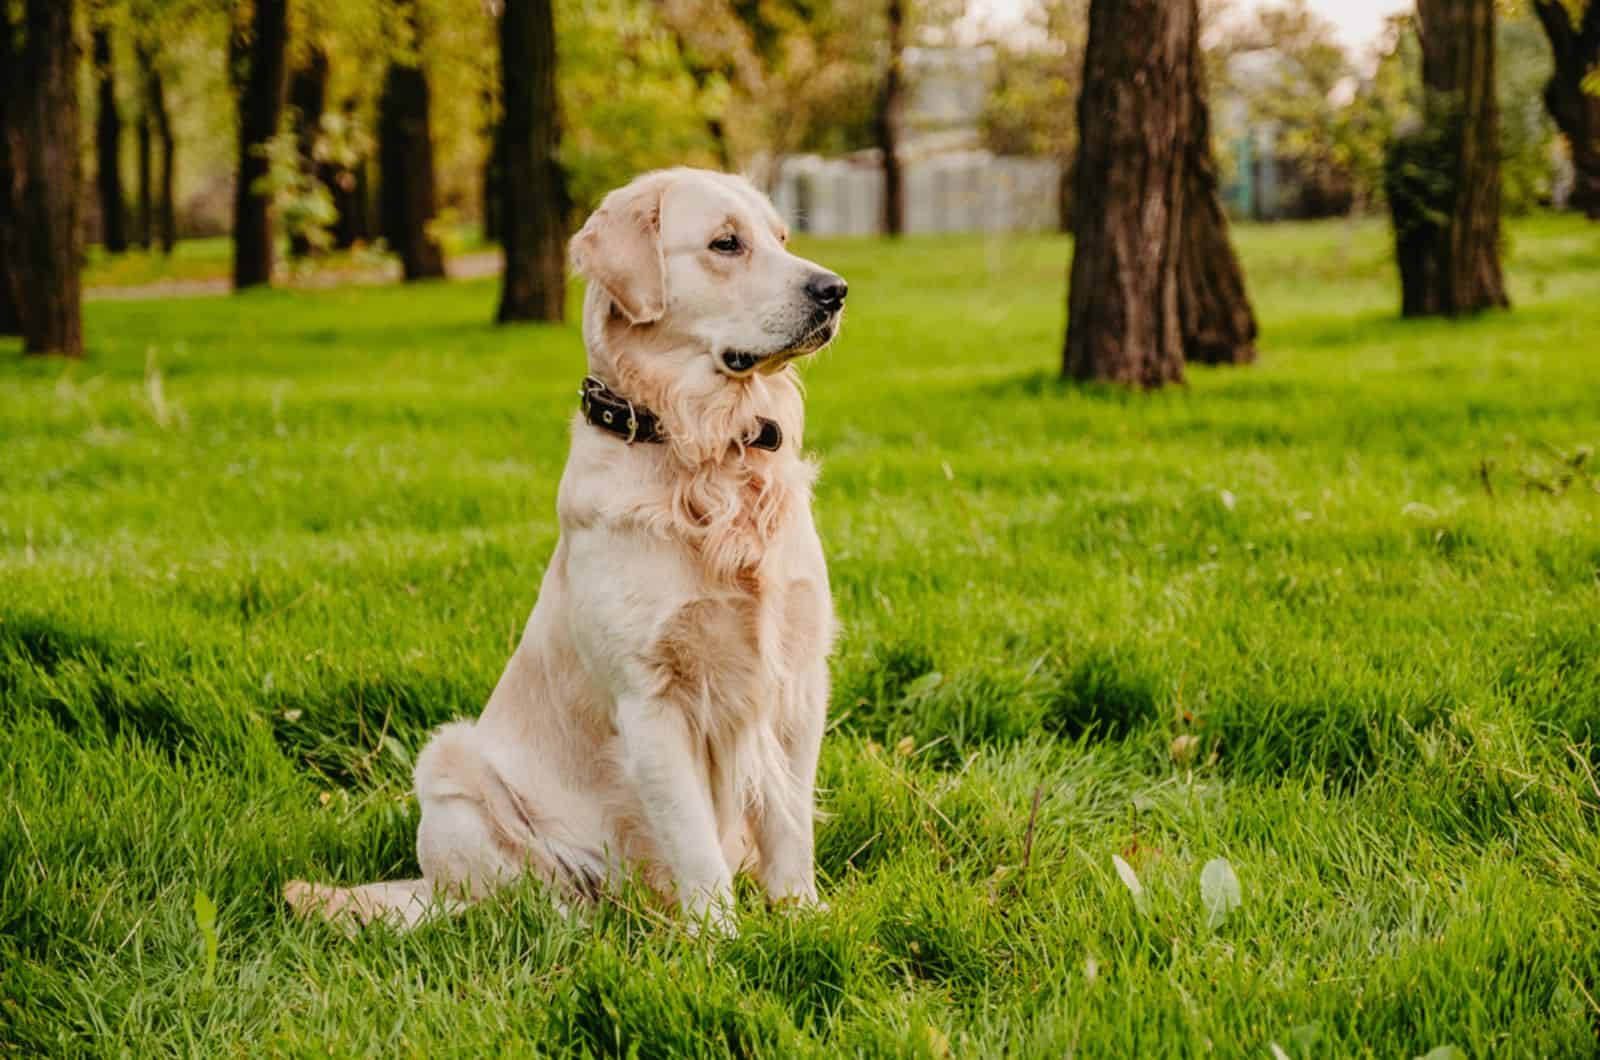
[4,215,1600,1055]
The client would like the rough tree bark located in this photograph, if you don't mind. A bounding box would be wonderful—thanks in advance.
[232,0,289,290]
[0,4,19,336]
[1063,0,1191,385]
[93,26,128,254]
[1386,0,1509,317]
[287,46,330,259]
[876,0,906,236]
[1179,20,1257,366]
[1532,0,1600,219]
[497,0,569,323]
[378,3,447,282]
[1,0,84,356]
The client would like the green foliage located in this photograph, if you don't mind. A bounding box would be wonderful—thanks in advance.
[981,43,1080,159]
[557,0,721,212]
[5,217,1600,1052]
[1498,12,1563,212]
[251,124,339,258]
[1207,2,1559,216]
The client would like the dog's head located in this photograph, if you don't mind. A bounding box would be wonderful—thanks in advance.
[571,168,846,381]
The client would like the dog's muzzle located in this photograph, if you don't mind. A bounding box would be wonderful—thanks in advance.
[719,308,842,376]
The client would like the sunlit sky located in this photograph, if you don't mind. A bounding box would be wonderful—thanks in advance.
[970,0,1414,54]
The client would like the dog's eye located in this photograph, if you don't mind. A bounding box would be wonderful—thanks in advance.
[709,235,742,255]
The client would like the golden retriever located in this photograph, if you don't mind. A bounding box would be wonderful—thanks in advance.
[285,168,847,935]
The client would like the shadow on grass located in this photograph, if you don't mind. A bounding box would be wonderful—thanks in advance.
[834,640,1164,766]
[268,673,480,789]
[0,613,201,758]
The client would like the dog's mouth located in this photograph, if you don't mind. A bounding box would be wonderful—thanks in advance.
[719,310,841,377]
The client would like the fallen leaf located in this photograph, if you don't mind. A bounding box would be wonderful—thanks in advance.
[1112,854,1148,913]
[1200,857,1242,929]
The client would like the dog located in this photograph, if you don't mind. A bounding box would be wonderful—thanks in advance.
[284,168,846,935]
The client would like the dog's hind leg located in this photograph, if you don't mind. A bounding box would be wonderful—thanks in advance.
[287,721,605,932]
[283,878,465,932]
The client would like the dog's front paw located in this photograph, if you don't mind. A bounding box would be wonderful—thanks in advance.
[768,886,827,916]
[683,887,739,939]
[759,868,821,909]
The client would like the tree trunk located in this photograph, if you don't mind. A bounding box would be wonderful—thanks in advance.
[0,253,16,336]
[1179,23,1257,366]
[876,0,906,237]
[0,5,18,337]
[1532,0,1600,219]
[149,61,177,254]
[136,46,154,251]
[232,0,289,290]
[1386,0,1509,317]
[497,0,569,323]
[1062,0,1191,386]
[287,46,330,259]
[1,0,84,356]
[378,8,447,283]
[93,27,128,254]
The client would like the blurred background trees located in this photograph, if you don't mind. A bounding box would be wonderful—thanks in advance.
[1,0,1595,362]
[1531,0,1600,217]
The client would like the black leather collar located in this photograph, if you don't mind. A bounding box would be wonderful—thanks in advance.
[580,376,783,452]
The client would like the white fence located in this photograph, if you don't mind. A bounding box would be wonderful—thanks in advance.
[771,152,1063,237]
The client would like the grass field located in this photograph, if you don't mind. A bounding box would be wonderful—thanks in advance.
[3,216,1599,1056]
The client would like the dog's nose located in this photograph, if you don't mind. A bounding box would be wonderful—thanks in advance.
[805,272,848,309]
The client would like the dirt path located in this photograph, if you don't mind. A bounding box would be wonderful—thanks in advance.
[85,250,503,302]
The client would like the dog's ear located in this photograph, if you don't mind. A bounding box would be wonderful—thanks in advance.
[570,180,667,326]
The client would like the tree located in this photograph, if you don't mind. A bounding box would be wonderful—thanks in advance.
[0,0,85,356]
[232,0,290,289]
[377,0,447,281]
[1065,0,1190,385]
[1064,0,1252,384]
[136,49,153,249]
[497,0,569,322]
[0,7,19,337]
[876,0,906,236]
[654,0,881,186]
[1180,19,1257,366]
[92,22,130,254]
[1531,0,1600,217]
[142,45,178,253]
[1386,0,1510,317]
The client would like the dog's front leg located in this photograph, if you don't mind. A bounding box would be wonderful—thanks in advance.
[615,694,736,933]
[755,662,828,907]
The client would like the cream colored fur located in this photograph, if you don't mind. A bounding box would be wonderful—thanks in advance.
[285,169,845,935]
